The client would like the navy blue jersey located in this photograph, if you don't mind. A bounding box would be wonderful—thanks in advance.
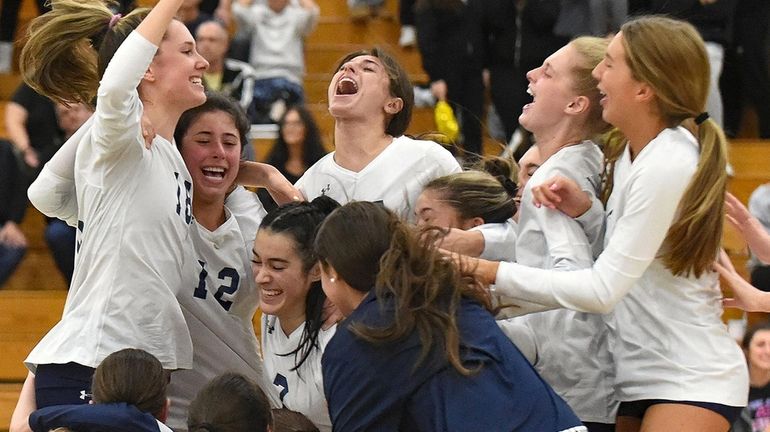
[29,403,164,432]
[322,292,585,432]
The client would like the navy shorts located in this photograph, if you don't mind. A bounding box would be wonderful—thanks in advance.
[617,399,743,424]
[35,362,95,408]
[582,422,615,432]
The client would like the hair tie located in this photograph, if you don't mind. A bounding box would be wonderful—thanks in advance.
[694,112,709,125]
[108,13,122,30]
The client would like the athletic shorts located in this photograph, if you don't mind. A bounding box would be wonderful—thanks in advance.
[617,399,743,424]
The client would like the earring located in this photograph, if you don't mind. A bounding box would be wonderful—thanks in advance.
[329,277,336,283]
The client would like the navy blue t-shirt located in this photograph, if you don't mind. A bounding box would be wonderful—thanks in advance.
[322,292,584,431]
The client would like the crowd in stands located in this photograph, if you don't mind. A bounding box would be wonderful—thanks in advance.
[2,0,770,432]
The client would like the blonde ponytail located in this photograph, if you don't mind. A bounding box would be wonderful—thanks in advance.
[20,0,148,105]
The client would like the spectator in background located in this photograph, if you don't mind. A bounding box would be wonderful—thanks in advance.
[199,0,232,24]
[554,0,626,39]
[195,19,256,107]
[732,323,770,432]
[4,82,77,284]
[1,0,135,73]
[0,0,49,73]
[503,0,567,160]
[0,140,26,288]
[46,102,94,285]
[415,0,485,163]
[745,184,770,292]
[258,106,327,212]
[178,0,213,38]
[721,0,770,138]
[347,0,385,21]
[232,0,320,124]
[477,0,519,146]
[629,0,737,128]
[398,0,417,47]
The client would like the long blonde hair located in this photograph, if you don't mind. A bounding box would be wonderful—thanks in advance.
[20,0,148,105]
[620,16,727,277]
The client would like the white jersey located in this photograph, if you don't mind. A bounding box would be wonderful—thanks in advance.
[512,142,616,423]
[295,136,461,222]
[262,315,336,432]
[475,219,517,262]
[495,127,748,406]
[25,32,194,371]
[167,187,280,431]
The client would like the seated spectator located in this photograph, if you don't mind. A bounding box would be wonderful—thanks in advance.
[232,0,320,124]
[195,19,256,107]
[0,140,26,288]
[5,82,77,284]
[257,106,327,212]
[188,373,272,432]
[732,323,770,432]
[26,348,172,432]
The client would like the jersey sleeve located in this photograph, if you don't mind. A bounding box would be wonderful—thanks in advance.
[91,31,157,160]
[530,164,594,271]
[225,186,267,243]
[475,220,517,262]
[494,150,696,314]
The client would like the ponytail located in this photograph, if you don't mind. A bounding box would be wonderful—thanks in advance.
[660,118,727,277]
[20,0,148,105]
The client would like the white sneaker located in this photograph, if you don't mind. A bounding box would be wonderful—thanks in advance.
[0,41,13,74]
[399,25,416,47]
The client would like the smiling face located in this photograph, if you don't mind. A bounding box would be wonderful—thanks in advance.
[519,44,580,136]
[146,20,208,112]
[280,109,307,148]
[252,230,315,321]
[749,330,770,372]
[179,110,241,203]
[328,55,401,123]
[592,32,641,131]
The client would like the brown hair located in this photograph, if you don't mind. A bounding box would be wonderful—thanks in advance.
[620,16,727,277]
[20,0,149,105]
[334,48,414,137]
[91,348,169,419]
[188,373,273,432]
[314,202,492,375]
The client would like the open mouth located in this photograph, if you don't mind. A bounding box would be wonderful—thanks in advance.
[522,86,535,110]
[336,77,359,95]
[190,77,203,87]
[262,287,283,298]
[202,166,225,179]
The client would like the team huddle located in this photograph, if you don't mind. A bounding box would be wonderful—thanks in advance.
[4,0,754,431]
